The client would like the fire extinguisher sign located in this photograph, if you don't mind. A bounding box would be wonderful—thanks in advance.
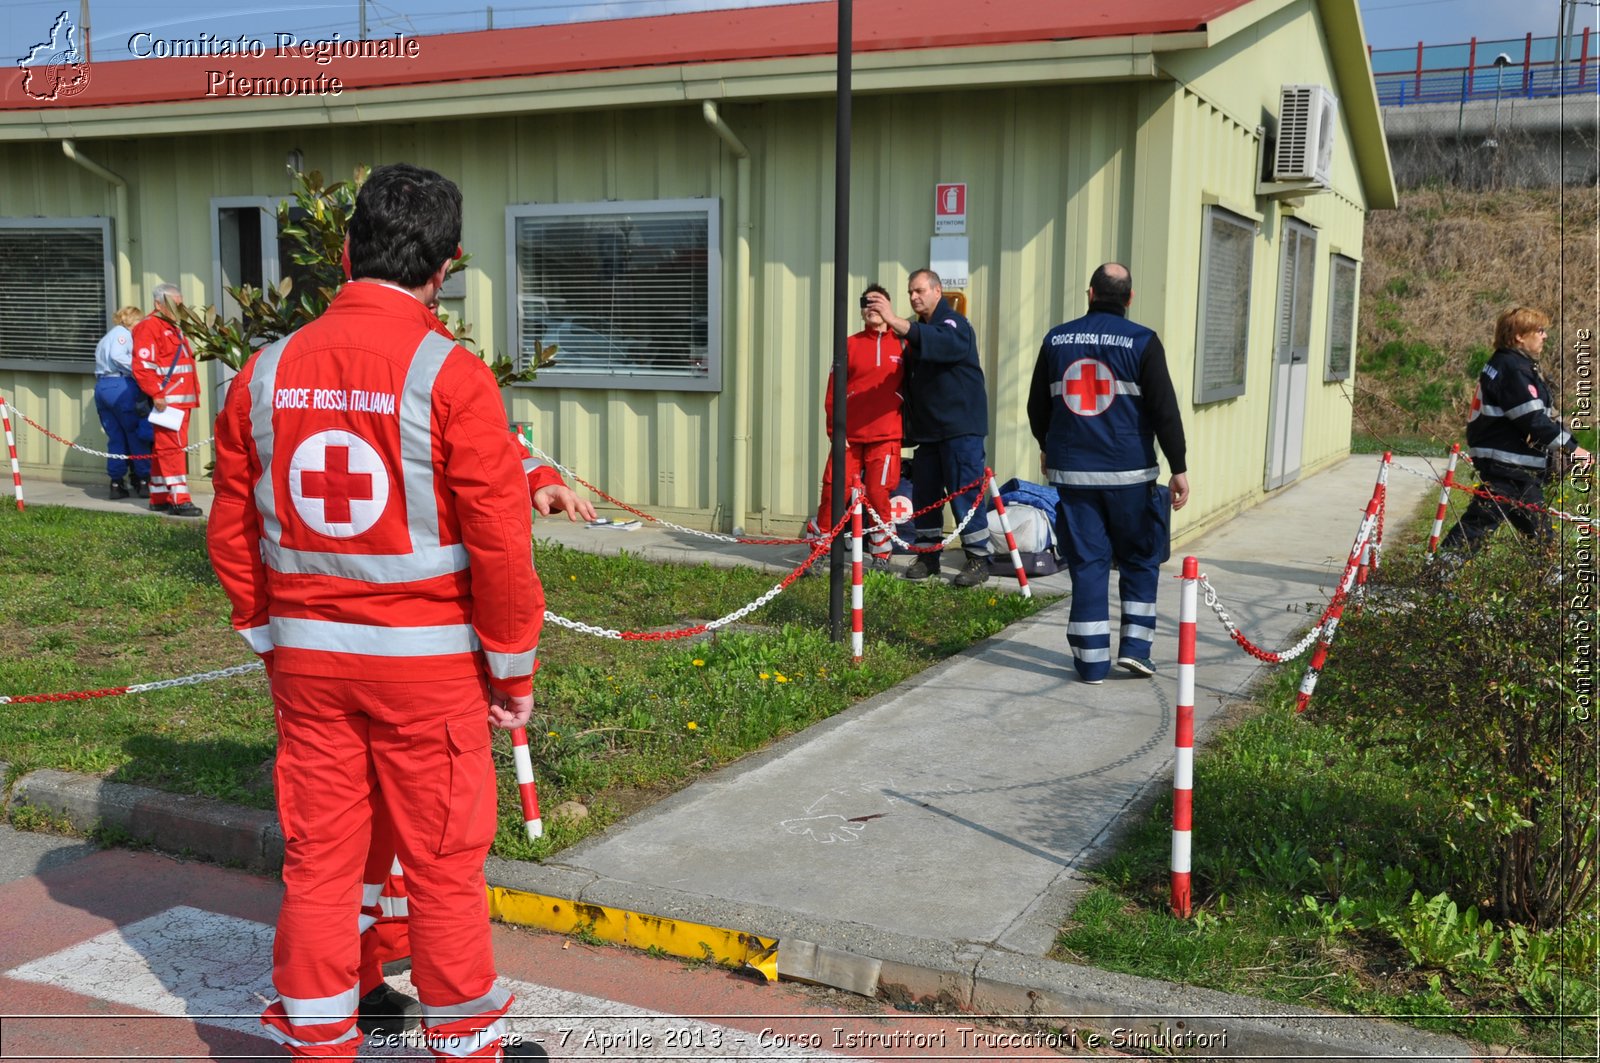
[934,182,966,235]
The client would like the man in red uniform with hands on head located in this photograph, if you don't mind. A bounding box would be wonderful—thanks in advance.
[807,283,906,569]
[208,162,549,1061]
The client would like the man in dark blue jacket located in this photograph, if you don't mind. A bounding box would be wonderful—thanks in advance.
[868,269,992,587]
[1028,263,1190,684]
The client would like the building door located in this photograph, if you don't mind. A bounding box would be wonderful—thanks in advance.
[210,198,282,406]
[1264,219,1317,491]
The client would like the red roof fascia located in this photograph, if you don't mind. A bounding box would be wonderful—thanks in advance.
[2,0,1243,111]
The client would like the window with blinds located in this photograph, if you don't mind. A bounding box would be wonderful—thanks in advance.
[0,219,114,367]
[1194,206,1255,404]
[1325,254,1357,381]
[507,199,720,391]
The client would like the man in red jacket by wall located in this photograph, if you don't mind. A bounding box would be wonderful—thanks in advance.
[809,283,906,568]
[209,163,549,1061]
[131,283,202,516]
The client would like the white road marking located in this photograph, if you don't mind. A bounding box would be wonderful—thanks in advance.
[4,905,858,1059]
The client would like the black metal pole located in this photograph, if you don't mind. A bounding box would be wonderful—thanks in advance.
[828,0,852,642]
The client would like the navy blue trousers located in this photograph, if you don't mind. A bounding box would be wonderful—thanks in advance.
[912,434,991,556]
[1056,484,1165,681]
[93,375,152,483]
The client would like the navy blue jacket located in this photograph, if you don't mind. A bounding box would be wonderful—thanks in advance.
[1027,302,1187,487]
[902,298,988,443]
[1465,347,1573,475]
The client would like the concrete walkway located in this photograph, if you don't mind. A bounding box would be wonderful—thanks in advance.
[4,455,1481,1060]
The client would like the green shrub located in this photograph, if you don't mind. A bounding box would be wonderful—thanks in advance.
[1315,546,1597,926]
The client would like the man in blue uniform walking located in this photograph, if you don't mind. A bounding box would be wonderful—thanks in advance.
[1027,263,1190,683]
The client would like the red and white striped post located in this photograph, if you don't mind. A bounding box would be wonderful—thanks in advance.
[850,483,865,662]
[1425,444,1461,561]
[1371,452,1391,571]
[510,725,543,839]
[2,398,23,512]
[986,468,1031,598]
[1171,555,1199,919]
[1295,489,1380,714]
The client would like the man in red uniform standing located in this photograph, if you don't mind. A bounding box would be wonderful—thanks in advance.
[209,163,547,1061]
[132,283,202,516]
[808,283,905,568]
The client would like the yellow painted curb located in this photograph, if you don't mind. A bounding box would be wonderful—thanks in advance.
[488,886,779,982]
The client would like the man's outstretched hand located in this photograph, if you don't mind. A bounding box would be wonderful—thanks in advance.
[533,484,598,522]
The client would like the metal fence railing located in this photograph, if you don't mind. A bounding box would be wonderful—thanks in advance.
[1372,32,1597,107]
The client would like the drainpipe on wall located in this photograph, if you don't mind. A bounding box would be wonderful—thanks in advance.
[61,140,132,308]
[701,101,752,535]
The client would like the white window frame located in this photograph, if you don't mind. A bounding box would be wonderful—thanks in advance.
[0,216,115,373]
[505,198,721,392]
[1324,253,1358,382]
[209,195,282,315]
[1193,205,1256,404]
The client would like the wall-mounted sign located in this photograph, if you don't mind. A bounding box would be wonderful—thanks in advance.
[929,235,968,290]
[935,183,966,235]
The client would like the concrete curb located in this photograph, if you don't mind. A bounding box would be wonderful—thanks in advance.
[4,764,1478,1062]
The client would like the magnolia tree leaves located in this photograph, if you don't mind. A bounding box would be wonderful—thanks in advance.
[171,166,550,387]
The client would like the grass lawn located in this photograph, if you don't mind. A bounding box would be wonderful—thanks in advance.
[0,504,1049,859]
[1054,481,1598,1056]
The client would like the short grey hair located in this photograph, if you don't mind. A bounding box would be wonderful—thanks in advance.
[909,268,943,290]
[151,283,182,309]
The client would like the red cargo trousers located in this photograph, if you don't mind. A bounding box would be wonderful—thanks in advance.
[262,672,512,1060]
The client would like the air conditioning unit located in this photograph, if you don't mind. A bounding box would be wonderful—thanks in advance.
[1272,84,1338,184]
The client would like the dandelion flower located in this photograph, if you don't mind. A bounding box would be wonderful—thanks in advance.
[775,674,789,683]
[693,659,705,667]
[546,731,559,738]
[686,721,699,730]
[570,574,577,581]
[988,597,998,606]
[759,672,771,680]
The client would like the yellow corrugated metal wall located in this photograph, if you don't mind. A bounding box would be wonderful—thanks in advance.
[1152,0,1372,535]
[0,55,1367,535]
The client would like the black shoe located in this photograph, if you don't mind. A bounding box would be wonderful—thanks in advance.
[167,501,203,517]
[356,982,421,1037]
[131,479,149,498]
[148,501,172,513]
[901,554,941,581]
[952,555,991,587]
[109,480,129,499]
[1117,656,1156,677]
[504,1040,550,1060]
[864,554,893,574]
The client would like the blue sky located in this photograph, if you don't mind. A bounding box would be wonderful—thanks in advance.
[2,0,1581,69]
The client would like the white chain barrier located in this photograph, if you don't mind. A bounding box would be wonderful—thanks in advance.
[2,400,215,458]
[0,660,264,704]
[862,492,985,553]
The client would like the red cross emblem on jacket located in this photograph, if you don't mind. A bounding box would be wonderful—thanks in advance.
[1062,358,1117,417]
[289,430,391,536]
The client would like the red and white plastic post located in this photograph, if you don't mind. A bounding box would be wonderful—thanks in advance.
[1371,451,1391,571]
[2,399,23,512]
[1425,443,1461,562]
[985,469,1031,598]
[1295,488,1380,714]
[510,725,543,839]
[851,483,865,662]
[1171,556,1199,919]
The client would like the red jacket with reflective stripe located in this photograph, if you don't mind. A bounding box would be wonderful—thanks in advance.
[823,327,905,443]
[131,314,199,408]
[207,282,543,696]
